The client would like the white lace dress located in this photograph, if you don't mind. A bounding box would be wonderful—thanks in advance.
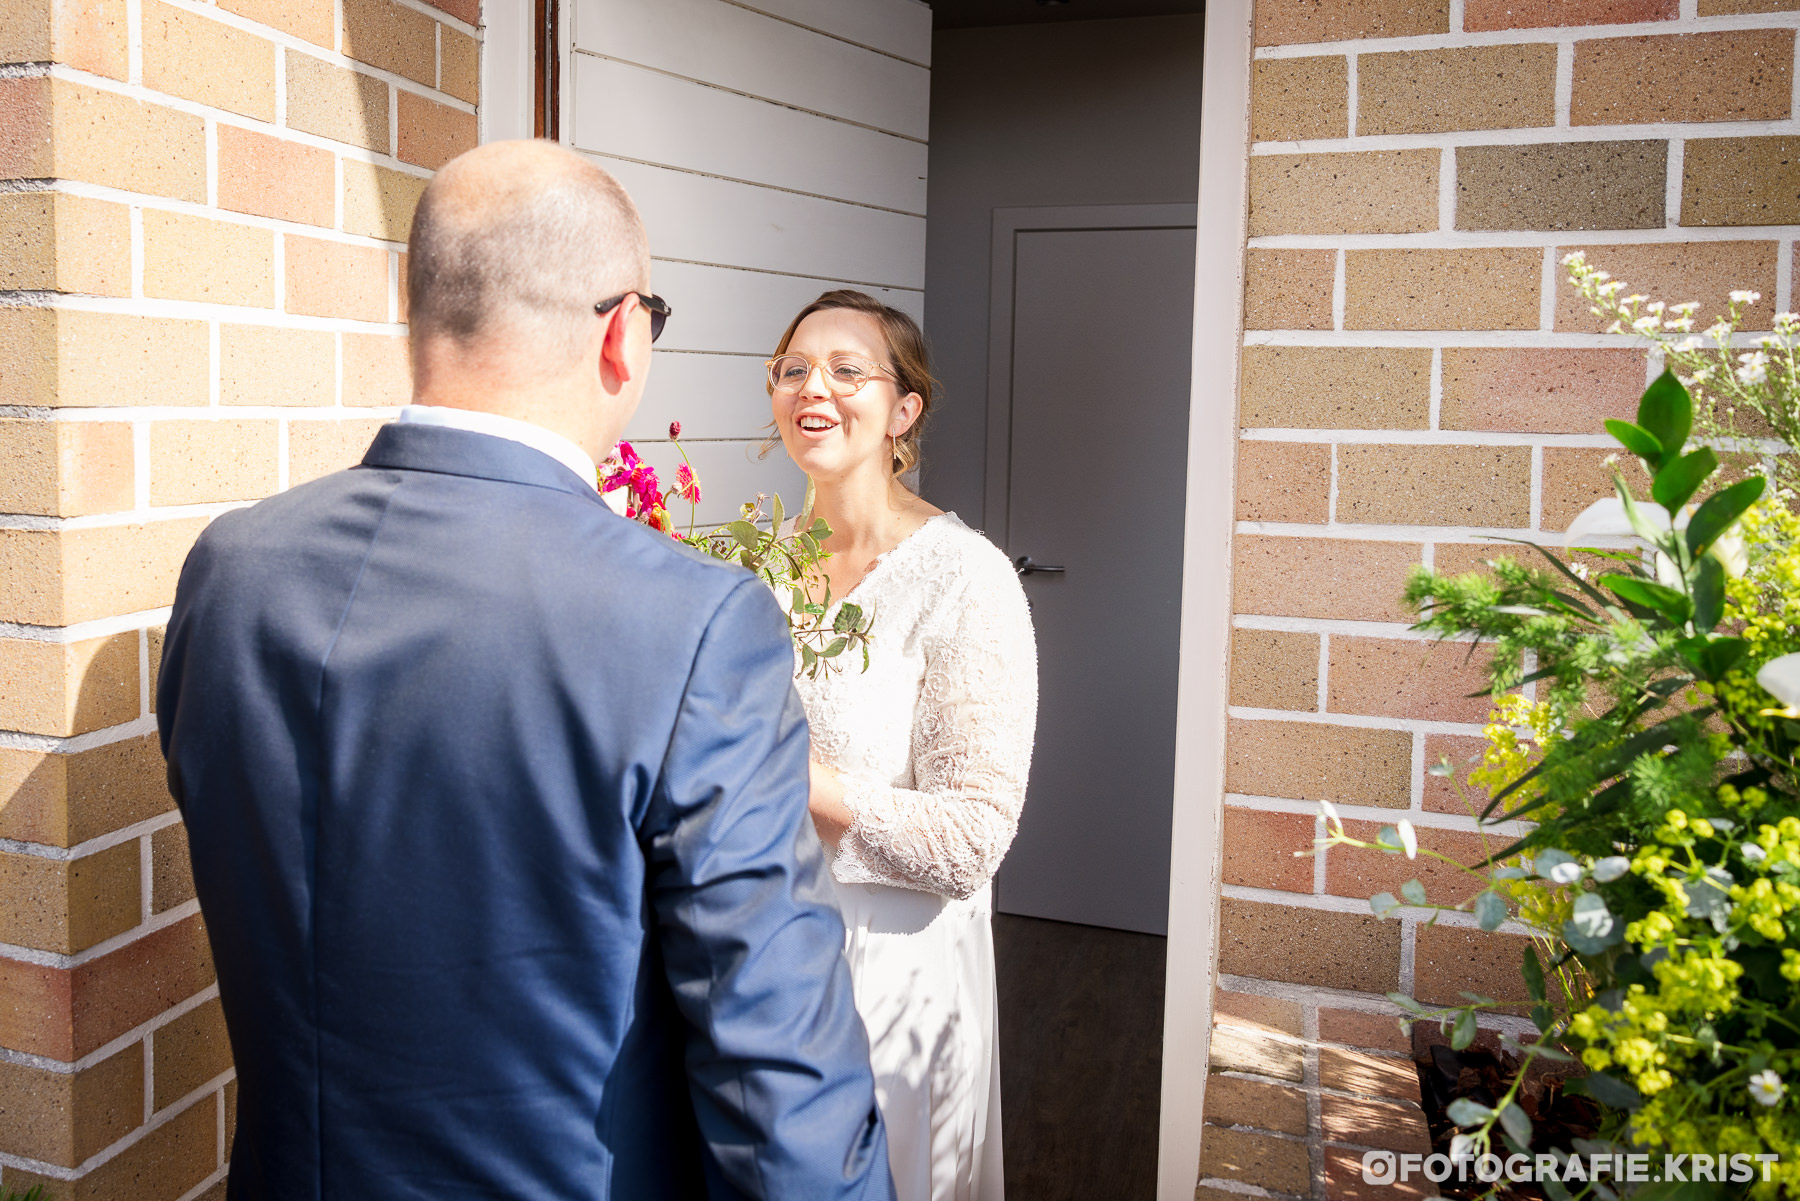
[795,513,1038,1201]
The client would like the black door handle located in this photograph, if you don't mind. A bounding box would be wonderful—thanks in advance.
[1014,556,1066,576]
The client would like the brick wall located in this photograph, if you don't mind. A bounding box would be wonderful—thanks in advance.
[0,0,474,1187]
[1207,0,1800,1193]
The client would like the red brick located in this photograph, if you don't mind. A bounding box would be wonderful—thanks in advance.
[1319,1008,1413,1053]
[1464,0,1674,29]
[1327,637,1496,724]
[1328,819,1495,907]
[1322,1093,1432,1152]
[1320,1046,1421,1101]
[1215,989,1305,1037]
[1223,806,1317,894]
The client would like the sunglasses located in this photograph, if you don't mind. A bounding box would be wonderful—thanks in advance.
[595,292,672,343]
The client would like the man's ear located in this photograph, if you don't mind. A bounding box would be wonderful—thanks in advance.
[597,297,641,389]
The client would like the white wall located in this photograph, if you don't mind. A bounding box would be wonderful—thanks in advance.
[564,0,931,526]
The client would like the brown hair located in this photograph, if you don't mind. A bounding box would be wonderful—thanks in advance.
[765,289,936,478]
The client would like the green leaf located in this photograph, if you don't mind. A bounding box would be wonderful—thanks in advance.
[1651,446,1719,512]
[821,637,848,658]
[801,644,817,670]
[1446,1096,1493,1126]
[1401,878,1427,906]
[1604,418,1665,467]
[1522,945,1546,1003]
[1532,1004,1554,1033]
[809,517,832,537]
[729,520,763,550]
[1579,1071,1645,1111]
[833,602,864,634]
[1678,634,1748,681]
[1386,991,1429,1013]
[1497,1101,1533,1146]
[768,491,784,533]
[1686,475,1767,557]
[1691,553,1725,632]
[1451,1008,1477,1050]
[1598,574,1691,623]
[1636,369,1692,460]
[1473,890,1507,932]
[1370,892,1401,920]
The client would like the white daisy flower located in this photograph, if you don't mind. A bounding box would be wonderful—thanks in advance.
[1750,1070,1785,1107]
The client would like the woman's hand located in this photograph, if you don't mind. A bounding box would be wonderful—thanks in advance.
[807,759,854,848]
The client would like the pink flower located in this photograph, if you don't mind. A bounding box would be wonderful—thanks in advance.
[668,421,682,440]
[675,462,702,504]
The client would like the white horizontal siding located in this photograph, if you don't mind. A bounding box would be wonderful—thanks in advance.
[569,0,929,138]
[570,54,927,214]
[630,353,769,442]
[651,261,922,355]
[568,0,927,519]
[731,0,931,66]
[594,156,927,287]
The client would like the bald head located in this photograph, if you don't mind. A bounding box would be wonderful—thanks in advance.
[407,141,650,369]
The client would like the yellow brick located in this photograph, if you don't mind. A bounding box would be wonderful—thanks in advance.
[142,0,275,121]
[440,26,479,105]
[150,420,279,506]
[342,332,411,406]
[1357,45,1557,135]
[0,518,209,625]
[1251,57,1347,142]
[143,210,274,308]
[0,191,131,296]
[285,50,390,154]
[1345,248,1542,330]
[0,308,209,408]
[0,76,205,202]
[1248,150,1439,236]
[0,633,139,737]
[341,0,437,85]
[0,1045,142,1168]
[0,0,128,80]
[2,1093,216,1200]
[0,735,176,848]
[218,0,331,48]
[396,89,476,171]
[0,418,134,517]
[289,419,384,485]
[221,326,336,407]
[0,840,140,954]
[343,160,429,243]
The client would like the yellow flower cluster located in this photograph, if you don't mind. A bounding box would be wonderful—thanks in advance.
[1712,502,1800,730]
[1469,694,1560,803]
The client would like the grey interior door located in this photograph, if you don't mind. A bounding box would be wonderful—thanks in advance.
[993,215,1194,937]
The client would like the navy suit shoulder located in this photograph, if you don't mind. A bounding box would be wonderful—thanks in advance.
[158,423,891,1201]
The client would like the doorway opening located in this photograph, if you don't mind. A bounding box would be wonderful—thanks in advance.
[920,9,1205,1197]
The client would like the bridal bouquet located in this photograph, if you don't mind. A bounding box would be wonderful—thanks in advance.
[599,423,874,679]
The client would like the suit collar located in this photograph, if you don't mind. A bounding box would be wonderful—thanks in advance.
[361,421,605,502]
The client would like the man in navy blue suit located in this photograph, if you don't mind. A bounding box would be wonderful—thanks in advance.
[157,140,893,1200]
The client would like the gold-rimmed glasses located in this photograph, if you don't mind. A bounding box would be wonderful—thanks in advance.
[766,352,895,396]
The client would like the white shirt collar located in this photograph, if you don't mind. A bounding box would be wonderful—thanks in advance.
[395,405,598,490]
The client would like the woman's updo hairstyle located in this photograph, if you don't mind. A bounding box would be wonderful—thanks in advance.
[766,289,936,478]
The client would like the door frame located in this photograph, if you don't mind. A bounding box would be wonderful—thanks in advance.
[476,0,1263,1194]
[1158,0,1255,1194]
[983,204,1199,546]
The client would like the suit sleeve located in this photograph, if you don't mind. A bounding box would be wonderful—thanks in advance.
[642,576,894,1201]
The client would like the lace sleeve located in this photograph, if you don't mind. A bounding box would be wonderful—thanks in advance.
[831,555,1038,900]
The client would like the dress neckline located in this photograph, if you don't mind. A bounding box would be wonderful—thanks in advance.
[834,512,956,609]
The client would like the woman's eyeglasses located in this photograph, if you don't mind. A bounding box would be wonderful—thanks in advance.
[766,353,894,395]
[595,292,672,342]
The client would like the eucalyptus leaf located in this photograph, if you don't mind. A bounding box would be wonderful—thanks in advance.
[767,492,783,532]
[1370,892,1401,920]
[1534,848,1582,884]
[821,637,848,659]
[1446,1096,1494,1126]
[728,520,763,550]
[1590,856,1631,882]
[1451,1008,1477,1050]
[1473,889,1507,932]
[1401,878,1427,906]
[1497,1101,1533,1145]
